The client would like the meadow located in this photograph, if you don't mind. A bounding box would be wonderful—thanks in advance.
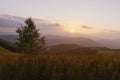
[0,52,120,80]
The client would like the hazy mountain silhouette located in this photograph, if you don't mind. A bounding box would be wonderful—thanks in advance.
[45,44,98,54]
[46,37,104,47]
[0,35,104,47]
[0,15,120,49]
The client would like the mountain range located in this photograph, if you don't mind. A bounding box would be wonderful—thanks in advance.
[0,14,120,49]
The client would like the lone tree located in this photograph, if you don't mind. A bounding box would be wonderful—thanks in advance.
[16,18,46,54]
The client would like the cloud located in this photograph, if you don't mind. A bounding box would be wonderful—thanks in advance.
[0,15,65,36]
[36,23,61,28]
[0,27,16,34]
[81,25,92,29]
[104,29,120,33]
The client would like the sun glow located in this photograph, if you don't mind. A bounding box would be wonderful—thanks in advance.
[70,29,75,33]
[61,23,100,34]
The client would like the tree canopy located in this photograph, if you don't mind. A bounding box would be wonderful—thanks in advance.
[16,18,46,54]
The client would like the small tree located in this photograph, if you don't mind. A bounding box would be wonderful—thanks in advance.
[16,18,46,54]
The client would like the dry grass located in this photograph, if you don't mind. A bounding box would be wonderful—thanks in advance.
[0,52,120,80]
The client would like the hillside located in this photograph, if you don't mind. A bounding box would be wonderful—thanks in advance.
[1,34,120,49]
[0,39,16,52]
[0,14,120,49]
[45,44,98,54]
[0,35,17,43]
[46,37,104,47]
[0,47,12,54]
[0,35,104,47]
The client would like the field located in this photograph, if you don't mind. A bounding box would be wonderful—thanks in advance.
[0,51,120,80]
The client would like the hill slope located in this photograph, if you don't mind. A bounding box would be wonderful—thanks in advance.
[0,35,104,47]
[0,39,16,52]
[45,44,98,54]
[46,37,104,47]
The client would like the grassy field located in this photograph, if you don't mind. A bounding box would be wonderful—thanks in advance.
[0,52,120,80]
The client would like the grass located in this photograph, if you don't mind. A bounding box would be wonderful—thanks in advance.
[0,47,13,54]
[0,53,120,80]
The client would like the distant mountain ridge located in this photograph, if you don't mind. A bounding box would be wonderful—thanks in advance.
[0,14,120,49]
[1,34,120,49]
[0,35,104,48]
[0,35,120,54]
[0,34,120,49]
[46,37,104,47]
[45,44,98,54]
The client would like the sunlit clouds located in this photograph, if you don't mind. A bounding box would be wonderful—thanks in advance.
[60,23,103,35]
[0,15,120,39]
[70,29,75,33]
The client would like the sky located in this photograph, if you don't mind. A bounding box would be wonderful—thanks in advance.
[0,0,120,38]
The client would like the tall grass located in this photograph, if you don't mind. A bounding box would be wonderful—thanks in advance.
[0,53,120,80]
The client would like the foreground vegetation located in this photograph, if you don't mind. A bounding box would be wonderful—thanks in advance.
[0,52,120,80]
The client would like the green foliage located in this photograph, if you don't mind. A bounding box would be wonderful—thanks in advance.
[0,53,120,80]
[16,18,46,54]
